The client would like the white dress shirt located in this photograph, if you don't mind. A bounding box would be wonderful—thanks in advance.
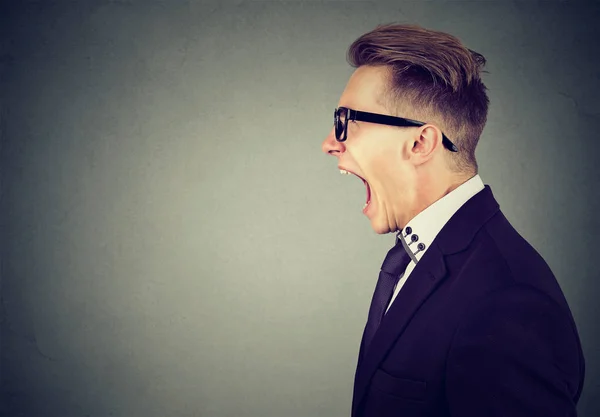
[385,174,485,313]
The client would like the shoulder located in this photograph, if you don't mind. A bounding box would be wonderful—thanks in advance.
[472,210,572,308]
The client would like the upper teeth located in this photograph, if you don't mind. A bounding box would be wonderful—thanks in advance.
[339,169,352,175]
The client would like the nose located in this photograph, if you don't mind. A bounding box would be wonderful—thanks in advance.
[322,127,345,156]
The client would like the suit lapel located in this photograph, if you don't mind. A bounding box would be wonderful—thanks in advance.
[352,243,447,415]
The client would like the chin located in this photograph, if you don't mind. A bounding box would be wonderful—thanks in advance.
[366,200,395,234]
[370,218,393,235]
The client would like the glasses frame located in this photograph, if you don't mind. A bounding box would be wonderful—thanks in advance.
[334,106,458,152]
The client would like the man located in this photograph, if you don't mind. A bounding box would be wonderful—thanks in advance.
[321,24,585,417]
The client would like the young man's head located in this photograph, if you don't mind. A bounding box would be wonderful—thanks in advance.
[322,24,490,234]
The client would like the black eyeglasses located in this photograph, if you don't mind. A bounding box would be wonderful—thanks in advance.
[334,106,458,152]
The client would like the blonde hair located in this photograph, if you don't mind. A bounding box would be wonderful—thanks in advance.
[348,23,490,174]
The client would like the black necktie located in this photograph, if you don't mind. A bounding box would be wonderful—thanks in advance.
[363,234,412,352]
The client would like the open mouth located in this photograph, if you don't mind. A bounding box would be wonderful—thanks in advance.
[339,168,371,212]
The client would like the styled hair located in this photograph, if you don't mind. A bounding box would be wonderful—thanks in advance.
[347,23,490,174]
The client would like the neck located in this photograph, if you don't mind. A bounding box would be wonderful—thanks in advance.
[402,172,475,230]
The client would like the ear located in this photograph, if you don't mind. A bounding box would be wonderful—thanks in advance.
[411,124,443,163]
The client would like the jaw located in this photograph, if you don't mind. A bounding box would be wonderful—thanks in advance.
[366,189,406,234]
[340,167,412,234]
[365,193,390,234]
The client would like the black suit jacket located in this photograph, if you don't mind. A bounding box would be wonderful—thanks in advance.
[352,185,585,417]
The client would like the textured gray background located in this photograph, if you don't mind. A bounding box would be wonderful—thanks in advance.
[1,1,599,416]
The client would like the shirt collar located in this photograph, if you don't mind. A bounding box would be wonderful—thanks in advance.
[397,174,485,263]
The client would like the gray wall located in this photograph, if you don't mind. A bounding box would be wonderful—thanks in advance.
[2,1,599,416]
